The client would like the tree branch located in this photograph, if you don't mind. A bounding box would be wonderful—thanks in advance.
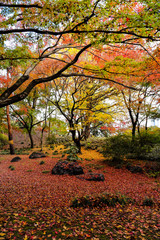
[0,28,159,41]
[0,3,42,9]
[0,44,91,108]
[61,73,138,90]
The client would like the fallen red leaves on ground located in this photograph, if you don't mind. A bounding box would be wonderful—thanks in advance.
[0,152,159,239]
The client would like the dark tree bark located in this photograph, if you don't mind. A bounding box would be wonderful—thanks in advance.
[28,129,34,149]
[6,105,15,154]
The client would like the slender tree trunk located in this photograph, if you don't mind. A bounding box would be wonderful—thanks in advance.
[132,123,136,140]
[137,122,141,137]
[28,130,34,148]
[6,105,15,154]
[74,139,81,154]
[145,117,148,131]
[40,127,45,151]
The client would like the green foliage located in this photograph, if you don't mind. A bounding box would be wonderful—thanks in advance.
[42,170,50,174]
[103,129,160,162]
[52,150,58,155]
[39,161,45,165]
[83,137,106,151]
[8,165,15,171]
[47,135,72,146]
[145,145,160,162]
[46,133,57,145]
[49,118,68,136]
[0,133,8,149]
[103,134,131,162]
[0,46,33,69]
[71,192,133,208]
[64,144,80,162]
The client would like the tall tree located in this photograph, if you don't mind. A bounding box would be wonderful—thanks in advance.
[11,87,55,148]
[0,0,159,107]
[49,76,116,152]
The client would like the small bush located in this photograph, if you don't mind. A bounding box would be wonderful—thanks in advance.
[83,137,105,150]
[145,145,160,161]
[144,161,160,178]
[39,160,45,165]
[126,163,143,173]
[8,165,15,171]
[56,136,72,146]
[46,133,56,145]
[64,144,80,162]
[0,133,8,149]
[103,134,131,162]
[71,193,133,208]
[142,197,154,206]
[42,170,50,174]
[52,150,58,155]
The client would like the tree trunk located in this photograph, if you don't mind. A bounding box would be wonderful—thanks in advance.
[40,127,45,151]
[28,130,34,148]
[6,105,15,154]
[74,139,81,154]
[70,128,81,153]
[137,122,140,136]
[145,117,148,131]
[132,123,136,141]
[83,123,90,140]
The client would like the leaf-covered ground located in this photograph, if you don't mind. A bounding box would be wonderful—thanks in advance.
[0,148,159,239]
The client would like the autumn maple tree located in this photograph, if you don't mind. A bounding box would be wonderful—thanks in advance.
[46,74,116,152]
[0,0,159,108]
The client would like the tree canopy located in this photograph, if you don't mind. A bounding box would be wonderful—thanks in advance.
[0,0,160,107]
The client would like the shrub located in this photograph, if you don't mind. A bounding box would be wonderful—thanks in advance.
[83,137,106,150]
[145,145,160,161]
[142,197,154,207]
[144,162,160,178]
[102,130,160,162]
[42,170,50,174]
[46,133,56,145]
[39,160,45,165]
[64,144,80,162]
[71,192,133,208]
[127,164,143,173]
[57,136,72,145]
[52,150,58,155]
[8,165,15,171]
[0,133,8,149]
[103,134,131,162]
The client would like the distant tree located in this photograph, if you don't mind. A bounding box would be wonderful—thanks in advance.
[48,75,117,152]
[11,87,55,148]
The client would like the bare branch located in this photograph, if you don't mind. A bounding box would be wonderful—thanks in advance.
[0,3,42,9]
[0,44,91,108]
[0,28,159,41]
[61,73,138,90]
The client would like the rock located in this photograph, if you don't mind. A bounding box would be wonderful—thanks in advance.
[77,173,105,181]
[29,152,46,159]
[126,164,143,173]
[51,160,84,175]
[11,156,21,162]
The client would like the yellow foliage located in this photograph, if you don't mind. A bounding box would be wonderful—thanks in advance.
[78,148,105,161]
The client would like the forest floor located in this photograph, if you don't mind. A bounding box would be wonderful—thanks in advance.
[0,146,160,240]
